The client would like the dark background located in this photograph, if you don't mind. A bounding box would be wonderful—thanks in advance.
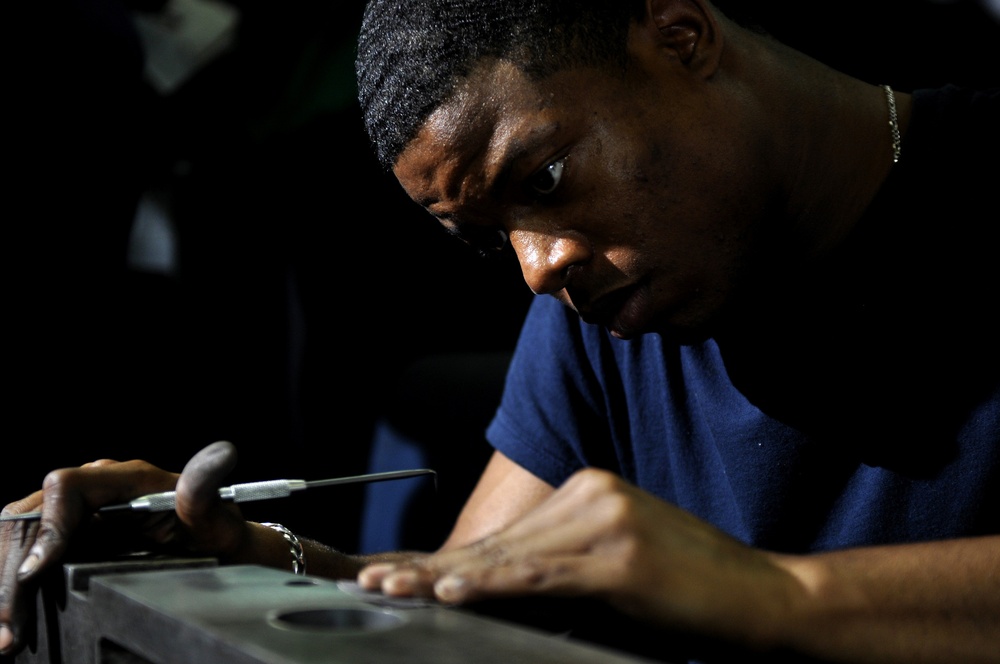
[7,0,999,552]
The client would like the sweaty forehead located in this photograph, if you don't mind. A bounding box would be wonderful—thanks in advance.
[393,60,554,209]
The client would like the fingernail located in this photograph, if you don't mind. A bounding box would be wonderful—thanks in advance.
[435,574,467,602]
[382,569,418,594]
[359,563,393,578]
[357,565,388,589]
[356,570,375,589]
[0,623,14,654]
[18,552,40,577]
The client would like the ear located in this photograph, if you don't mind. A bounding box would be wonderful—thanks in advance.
[642,0,722,76]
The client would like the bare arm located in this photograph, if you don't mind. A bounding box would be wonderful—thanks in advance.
[773,536,1000,663]
[440,450,556,551]
[356,450,554,592]
[357,466,1000,663]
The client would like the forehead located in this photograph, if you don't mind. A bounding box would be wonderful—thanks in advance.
[393,60,596,214]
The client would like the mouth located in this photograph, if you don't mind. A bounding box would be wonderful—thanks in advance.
[577,280,651,340]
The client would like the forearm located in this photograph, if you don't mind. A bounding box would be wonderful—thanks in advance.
[768,535,1000,663]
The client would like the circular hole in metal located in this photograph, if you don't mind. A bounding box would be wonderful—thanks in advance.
[269,608,405,633]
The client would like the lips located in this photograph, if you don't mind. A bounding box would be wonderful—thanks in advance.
[576,281,648,338]
[608,282,653,339]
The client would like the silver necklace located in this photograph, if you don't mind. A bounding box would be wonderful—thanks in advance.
[881,84,901,163]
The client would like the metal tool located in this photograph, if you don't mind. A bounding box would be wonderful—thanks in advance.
[1,468,436,522]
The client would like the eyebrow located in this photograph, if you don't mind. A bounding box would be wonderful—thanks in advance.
[411,118,562,222]
[417,205,458,230]
[488,120,561,198]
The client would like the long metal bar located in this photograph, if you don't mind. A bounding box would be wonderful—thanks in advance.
[1,469,437,522]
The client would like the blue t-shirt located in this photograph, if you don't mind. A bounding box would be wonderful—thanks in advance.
[486,86,1000,553]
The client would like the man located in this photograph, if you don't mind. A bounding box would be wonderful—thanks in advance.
[2,1,998,661]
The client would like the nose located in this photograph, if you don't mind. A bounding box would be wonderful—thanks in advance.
[510,229,590,295]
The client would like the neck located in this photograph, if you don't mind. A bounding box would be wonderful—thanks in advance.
[730,26,911,261]
[706,21,913,341]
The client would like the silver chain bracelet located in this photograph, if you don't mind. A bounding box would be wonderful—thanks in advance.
[261,522,306,575]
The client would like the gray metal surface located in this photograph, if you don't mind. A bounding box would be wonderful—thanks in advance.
[13,561,658,664]
[14,556,218,664]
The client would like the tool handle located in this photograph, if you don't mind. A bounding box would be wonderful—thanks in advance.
[1,471,430,521]
[119,479,308,513]
[223,479,306,503]
[121,491,179,513]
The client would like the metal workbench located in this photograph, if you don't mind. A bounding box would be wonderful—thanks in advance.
[11,559,661,663]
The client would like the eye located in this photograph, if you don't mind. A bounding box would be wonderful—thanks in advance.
[474,228,510,258]
[445,225,510,259]
[529,157,566,195]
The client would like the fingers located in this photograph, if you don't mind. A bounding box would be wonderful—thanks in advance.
[0,491,44,521]
[357,466,745,621]
[359,561,438,598]
[432,512,624,601]
[2,490,49,655]
[21,467,112,580]
[0,445,215,657]
[360,532,607,604]
[0,519,39,655]
[81,458,120,469]
[359,469,631,603]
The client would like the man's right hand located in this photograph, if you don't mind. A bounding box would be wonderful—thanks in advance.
[0,441,251,656]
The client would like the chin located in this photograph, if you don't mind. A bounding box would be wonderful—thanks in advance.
[657,327,714,346]
[650,311,720,346]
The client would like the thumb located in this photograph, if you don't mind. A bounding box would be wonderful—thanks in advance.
[175,441,238,519]
[172,441,251,558]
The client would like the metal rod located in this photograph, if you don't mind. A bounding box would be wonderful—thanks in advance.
[1,468,436,522]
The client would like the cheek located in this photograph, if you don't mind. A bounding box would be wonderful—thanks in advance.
[571,128,743,272]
